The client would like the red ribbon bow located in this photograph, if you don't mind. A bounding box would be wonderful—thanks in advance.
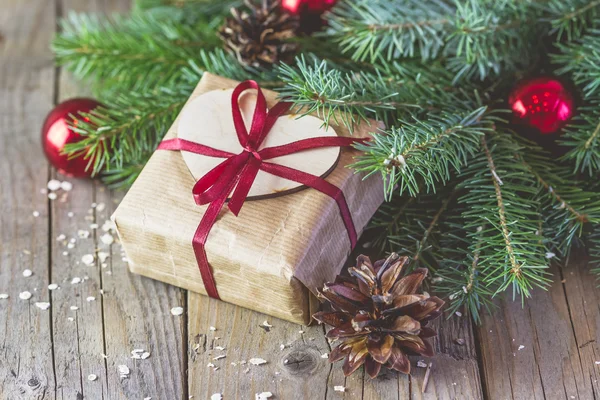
[159,80,364,299]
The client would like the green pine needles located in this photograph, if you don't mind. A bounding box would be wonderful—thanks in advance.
[52,0,600,322]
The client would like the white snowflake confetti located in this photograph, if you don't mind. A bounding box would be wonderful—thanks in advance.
[98,252,109,263]
[86,296,96,302]
[321,353,328,359]
[262,321,273,328]
[68,212,74,218]
[0,294,9,299]
[61,181,73,191]
[207,363,215,368]
[279,344,285,351]
[256,392,273,400]
[81,254,95,266]
[215,346,225,351]
[48,193,57,200]
[70,306,79,311]
[22,269,33,277]
[141,352,150,360]
[118,365,130,379]
[35,302,50,310]
[88,374,97,381]
[545,252,556,259]
[171,307,184,316]
[417,360,428,368]
[455,311,463,317]
[96,202,106,212]
[249,358,267,366]
[78,230,90,239]
[334,386,346,392]
[47,179,61,191]
[100,233,114,245]
[209,326,217,331]
[518,345,525,351]
[213,355,226,361]
[71,277,82,284]
[210,394,222,400]
[19,291,32,300]
[32,211,40,217]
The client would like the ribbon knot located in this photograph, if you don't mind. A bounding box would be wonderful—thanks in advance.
[158,80,367,300]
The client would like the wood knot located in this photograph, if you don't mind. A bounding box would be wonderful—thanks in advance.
[27,378,40,387]
[280,346,322,376]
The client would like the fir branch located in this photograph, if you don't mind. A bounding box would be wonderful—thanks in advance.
[63,88,189,184]
[459,133,550,300]
[560,101,600,176]
[326,0,452,62]
[352,107,494,199]
[553,31,600,98]
[545,0,600,40]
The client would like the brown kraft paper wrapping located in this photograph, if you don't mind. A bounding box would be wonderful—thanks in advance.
[112,73,385,325]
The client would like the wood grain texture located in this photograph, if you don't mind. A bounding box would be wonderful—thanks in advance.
[477,261,599,400]
[0,0,57,398]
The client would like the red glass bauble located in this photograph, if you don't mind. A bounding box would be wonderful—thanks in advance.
[41,98,101,178]
[281,0,337,32]
[281,0,337,14]
[508,77,575,135]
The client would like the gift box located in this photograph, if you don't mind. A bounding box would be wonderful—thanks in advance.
[112,73,384,324]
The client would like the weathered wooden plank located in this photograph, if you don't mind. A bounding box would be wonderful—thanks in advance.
[187,293,332,399]
[0,0,57,398]
[478,261,596,399]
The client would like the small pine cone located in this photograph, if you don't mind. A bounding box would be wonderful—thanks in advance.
[313,253,444,378]
[219,0,300,68]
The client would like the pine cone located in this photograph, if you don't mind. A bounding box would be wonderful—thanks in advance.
[313,253,444,378]
[219,0,299,68]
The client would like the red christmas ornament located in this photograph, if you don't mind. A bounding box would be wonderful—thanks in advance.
[508,77,575,135]
[281,0,337,15]
[281,0,337,32]
[41,98,101,178]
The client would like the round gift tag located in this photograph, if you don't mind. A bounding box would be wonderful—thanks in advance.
[177,88,341,199]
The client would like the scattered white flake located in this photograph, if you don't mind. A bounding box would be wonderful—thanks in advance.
[90,223,98,230]
[71,277,82,284]
[215,346,226,351]
[249,358,267,366]
[118,365,130,379]
[213,355,226,361]
[209,326,217,331]
[0,294,9,299]
[96,202,106,212]
[144,398,152,400]
[67,242,75,249]
[88,374,97,381]
[78,230,90,239]
[19,291,32,300]
[280,344,285,351]
[383,158,391,166]
[68,317,74,322]
[102,220,114,232]
[334,386,346,392]
[48,193,57,200]
[207,363,215,368]
[70,306,79,311]
[47,179,61,191]
[81,254,95,266]
[86,296,96,302]
[395,154,406,167]
[518,345,525,351]
[321,353,328,359]
[35,302,50,310]
[299,330,304,334]
[559,202,566,209]
[171,307,184,316]
[256,392,273,400]
[417,360,428,368]
[56,234,66,241]
[491,170,504,186]
[67,212,74,218]
[98,252,109,263]
[101,353,108,359]
[141,352,150,360]
[62,251,68,256]
[455,311,463,317]
[61,181,73,191]
[100,233,114,245]
[22,269,33,277]
[545,252,556,259]
[262,320,273,328]
[32,211,40,217]
[595,361,600,365]
[431,276,443,283]
[211,394,222,400]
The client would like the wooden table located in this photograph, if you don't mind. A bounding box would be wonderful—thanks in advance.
[1,1,599,399]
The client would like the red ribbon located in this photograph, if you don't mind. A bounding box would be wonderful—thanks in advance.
[158,80,364,300]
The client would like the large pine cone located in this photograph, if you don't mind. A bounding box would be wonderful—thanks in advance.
[219,0,299,68]
[313,253,444,378]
